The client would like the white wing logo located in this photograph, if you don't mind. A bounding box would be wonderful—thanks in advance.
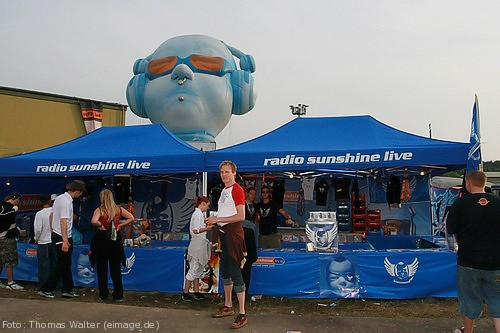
[409,177,418,196]
[305,224,314,245]
[305,223,338,250]
[384,257,419,284]
[122,252,136,275]
[170,198,196,232]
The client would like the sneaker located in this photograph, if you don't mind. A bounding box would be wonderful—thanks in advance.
[61,291,79,298]
[212,306,235,318]
[113,298,126,303]
[5,281,24,290]
[181,293,194,302]
[193,292,205,300]
[38,291,55,299]
[0,281,5,288]
[453,328,465,333]
[231,313,248,329]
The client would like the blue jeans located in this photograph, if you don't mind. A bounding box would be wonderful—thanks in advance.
[37,243,57,291]
[41,233,74,293]
[457,265,500,318]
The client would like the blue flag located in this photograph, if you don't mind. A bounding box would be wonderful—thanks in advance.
[466,95,482,173]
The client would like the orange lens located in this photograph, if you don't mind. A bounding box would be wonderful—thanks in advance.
[148,56,178,75]
[189,54,224,72]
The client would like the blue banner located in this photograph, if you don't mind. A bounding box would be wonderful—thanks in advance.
[5,243,186,293]
[356,250,457,299]
[251,250,320,297]
[4,242,457,299]
[431,186,460,236]
[121,247,186,292]
[466,95,482,173]
[319,253,362,299]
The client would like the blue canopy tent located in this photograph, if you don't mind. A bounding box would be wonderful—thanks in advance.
[206,116,469,173]
[0,124,205,177]
[0,124,206,244]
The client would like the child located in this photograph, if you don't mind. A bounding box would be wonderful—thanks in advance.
[182,196,212,301]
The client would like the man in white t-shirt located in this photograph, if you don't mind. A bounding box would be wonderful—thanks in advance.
[34,194,56,291]
[39,180,86,299]
[205,161,248,329]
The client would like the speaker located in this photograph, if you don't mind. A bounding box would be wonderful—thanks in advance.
[225,43,256,115]
[126,73,148,117]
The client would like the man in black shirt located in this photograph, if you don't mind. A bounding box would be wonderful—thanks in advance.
[447,171,500,333]
[0,193,24,290]
[256,186,294,248]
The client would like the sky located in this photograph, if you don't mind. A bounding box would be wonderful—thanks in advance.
[1,0,499,161]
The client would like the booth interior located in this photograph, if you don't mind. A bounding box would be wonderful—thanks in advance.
[0,169,435,243]
[0,116,469,299]
[0,167,458,300]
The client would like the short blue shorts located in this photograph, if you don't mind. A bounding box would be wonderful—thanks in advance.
[457,265,500,319]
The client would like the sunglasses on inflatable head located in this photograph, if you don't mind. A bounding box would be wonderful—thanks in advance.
[146,54,233,79]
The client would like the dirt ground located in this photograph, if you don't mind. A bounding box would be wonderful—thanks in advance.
[0,281,469,319]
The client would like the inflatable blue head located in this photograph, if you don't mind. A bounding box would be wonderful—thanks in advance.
[126,35,256,142]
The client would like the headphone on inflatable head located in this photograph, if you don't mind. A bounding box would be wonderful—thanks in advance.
[126,41,256,118]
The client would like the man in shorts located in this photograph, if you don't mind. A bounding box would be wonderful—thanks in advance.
[205,161,248,329]
[447,170,500,333]
[0,192,24,290]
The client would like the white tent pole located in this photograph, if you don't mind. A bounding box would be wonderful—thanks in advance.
[202,172,208,196]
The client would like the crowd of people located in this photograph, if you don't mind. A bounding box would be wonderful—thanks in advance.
[1,180,136,304]
[1,166,498,331]
[0,160,291,330]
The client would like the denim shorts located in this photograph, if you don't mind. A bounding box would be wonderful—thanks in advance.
[457,265,500,318]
